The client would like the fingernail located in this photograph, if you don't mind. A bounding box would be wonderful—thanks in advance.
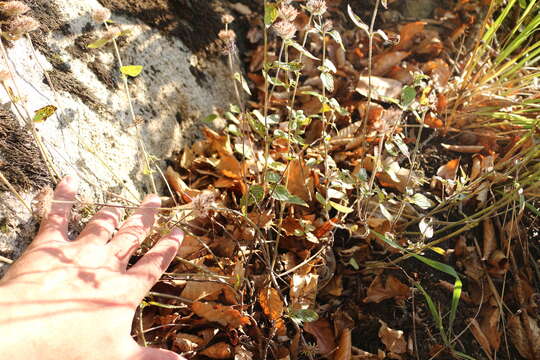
[170,227,184,240]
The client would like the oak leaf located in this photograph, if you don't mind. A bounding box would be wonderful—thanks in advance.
[508,312,540,360]
[379,320,407,354]
[192,302,249,328]
[303,318,336,356]
[199,342,233,359]
[364,274,410,303]
[259,287,284,321]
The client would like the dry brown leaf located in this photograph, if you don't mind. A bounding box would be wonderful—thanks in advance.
[303,318,336,356]
[334,328,352,360]
[177,235,210,259]
[282,216,303,236]
[181,281,227,301]
[508,312,540,360]
[285,159,313,202]
[468,318,492,357]
[436,159,459,180]
[424,112,444,129]
[192,301,250,328]
[422,59,450,88]
[364,274,410,303]
[396,21,425,50]
[199,342,233,359]
[482,218,496,261]
[259,287,284,321]
[290,273,319,309]
[487,250,509,277]
[174,333,205,353]
[356,76,402,102]
[378,321,407,354]
[372,51,410,76]
[480,300,501,351]
[218,154,244,179]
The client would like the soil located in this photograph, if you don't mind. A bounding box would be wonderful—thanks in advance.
[0,109,51,191]
[97,0,227,54]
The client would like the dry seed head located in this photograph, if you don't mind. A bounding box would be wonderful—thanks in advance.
[306,0,327,16]
[92,7,111,23]
[218,29,236,54]
[221,14,234,25]
[273,20,297,40]
[0,1,30,17]
[190,191,216,218]
[278,4,298,22]
[0,69,10,82]
[8,15,39,38]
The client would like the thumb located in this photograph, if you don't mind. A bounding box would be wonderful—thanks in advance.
[138,346,185,360]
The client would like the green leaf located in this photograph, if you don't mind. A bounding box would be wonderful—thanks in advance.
[271,185,308,207]
[87,37,113,49]
[120,65,143,77]
[328,30,344,49]
[320,72,334,92]
[286,40,319,60]
[264,2,278,27]
[265,171,281,183]
[245,184,265,206]
[401,86,416,108]
[234,72,252,95]
[33,105,57,122]
[347,4,369,33]
[323,58,337,73]
[202,114,218,124]
[289,308,319,323]
[329,200,354,214]
[349,257,360,270]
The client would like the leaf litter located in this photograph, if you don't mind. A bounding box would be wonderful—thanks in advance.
[129,1,540,359]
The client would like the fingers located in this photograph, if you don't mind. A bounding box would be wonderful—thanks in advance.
[137,347,185,360]
[36,176,78,242]
[77,206,124,245]
[127,228,183,301]
[108,195,161,268]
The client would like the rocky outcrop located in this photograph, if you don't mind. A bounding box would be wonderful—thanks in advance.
[0,0,245,275]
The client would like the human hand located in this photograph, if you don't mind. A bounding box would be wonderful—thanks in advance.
[0,176,185,360]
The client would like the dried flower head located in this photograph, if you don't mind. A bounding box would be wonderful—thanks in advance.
[92,7,111,23]
[8,15,39,38]
[221,14,234,25]
[0,1,30,17]
[190,191,216,218]
[306,0,327,16]
[218,29,236,54]
[273,20,297,40]
[32,186,54,219]
[322,19,333,32]
[278,4,298,22]
[0,69,10,82]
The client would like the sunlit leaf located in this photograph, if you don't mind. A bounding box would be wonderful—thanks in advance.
[264,2,278,27]
[120,65,143,77]
[347,4,369,33]
[33,105,57,122]
[411,193,434,209]
[286,39,319,60]
[271,185,308,207]
[289,308,319,323]
[234,72,252,95]
[329,201,354,214]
